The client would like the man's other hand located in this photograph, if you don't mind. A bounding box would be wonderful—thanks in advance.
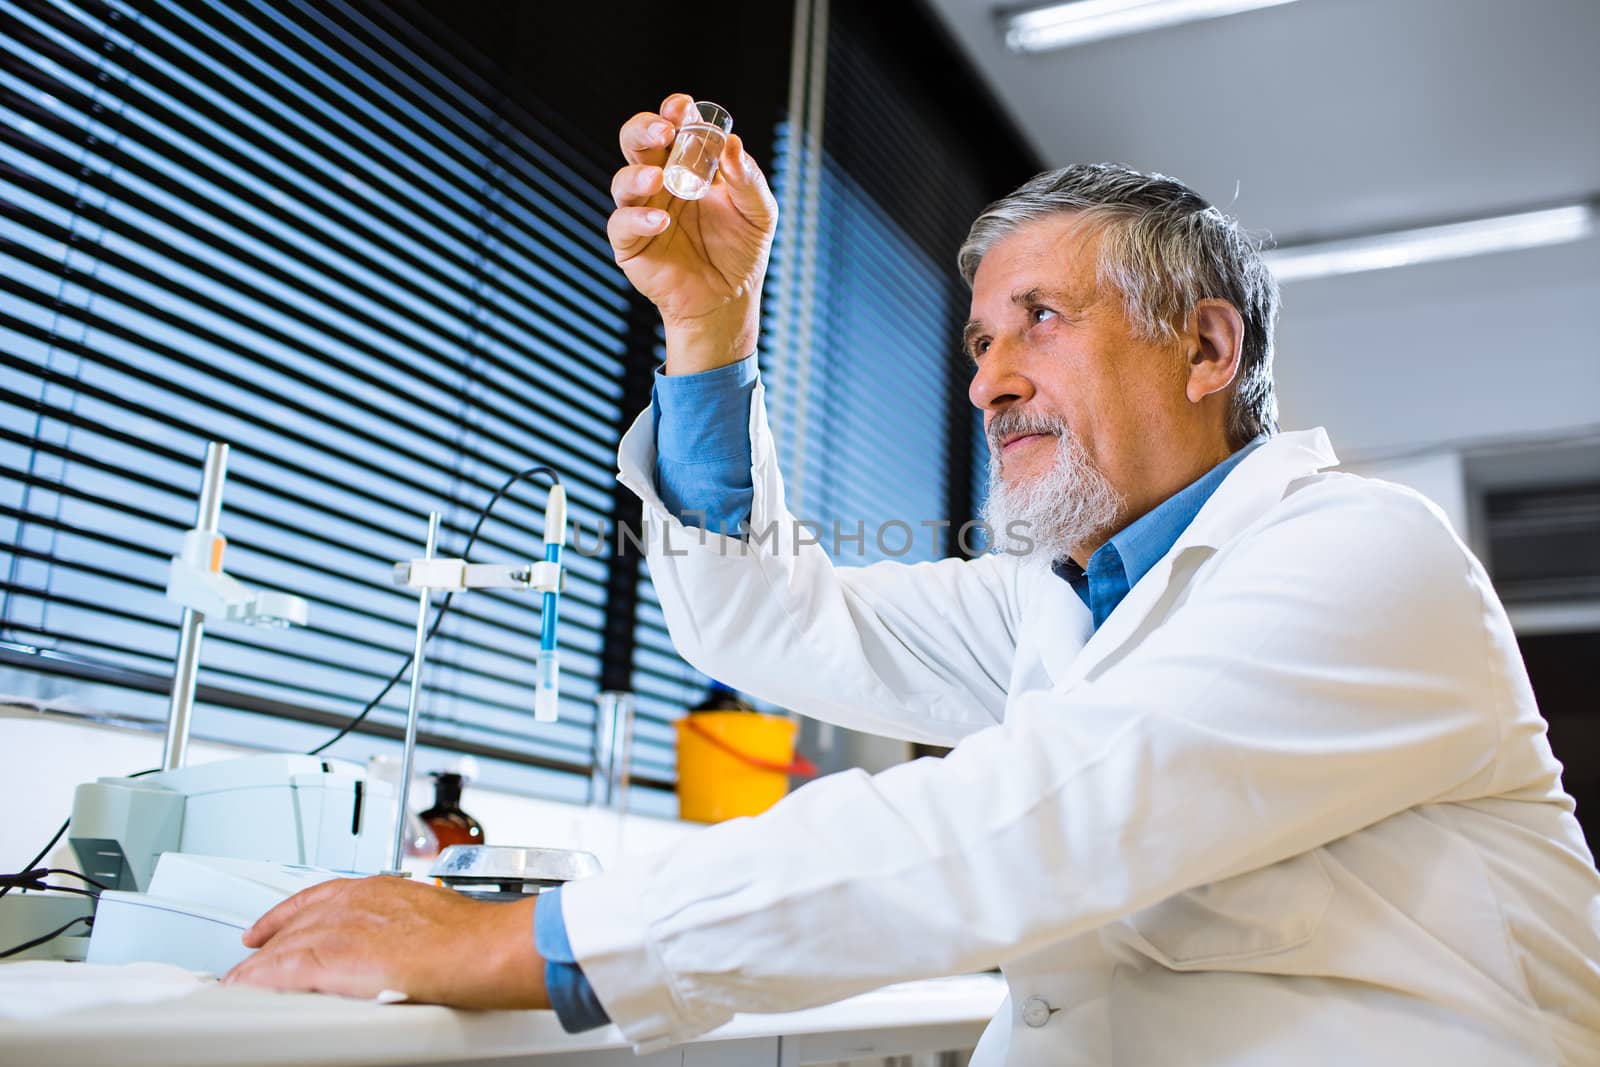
[222,874,548,1010]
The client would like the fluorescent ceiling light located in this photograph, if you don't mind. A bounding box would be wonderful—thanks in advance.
[1001,0,1302,53]
[1262,205,1597,283]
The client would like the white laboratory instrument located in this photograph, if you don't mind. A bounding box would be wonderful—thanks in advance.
[58,441,401,966]
[87,853,349,975]
[0,441,340,963]
[69,754,395,894]
[65,442,379,904]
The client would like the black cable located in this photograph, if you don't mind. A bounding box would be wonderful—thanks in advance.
[0,868,112,891]
[30,883,100,900]
[0,820,66,903]
[0,915,92,960]
[307,465,561,756]
[0,871,105,895]
[0,869,49,888]
[37,868,112,892]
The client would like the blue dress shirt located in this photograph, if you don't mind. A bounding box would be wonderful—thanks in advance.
[535,885,612,1031]
[1054,437,1264,629]
[538,357,1262,1032]
[651,355,760,533]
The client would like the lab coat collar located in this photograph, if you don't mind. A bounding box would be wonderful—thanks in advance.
[1044,428,1340,691]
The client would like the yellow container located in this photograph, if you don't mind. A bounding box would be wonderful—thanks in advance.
[675,711,815,823]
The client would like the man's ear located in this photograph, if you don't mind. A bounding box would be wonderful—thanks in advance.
[1184,299,1245,404]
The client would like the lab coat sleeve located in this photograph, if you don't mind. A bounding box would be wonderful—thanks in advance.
[562,475,1508,1051]
[616,379,1023,744]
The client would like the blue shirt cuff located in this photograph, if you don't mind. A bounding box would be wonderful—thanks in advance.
[652,355,758,535]
[534,886,611,1032]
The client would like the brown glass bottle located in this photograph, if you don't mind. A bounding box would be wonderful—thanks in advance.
[419,771,484,851]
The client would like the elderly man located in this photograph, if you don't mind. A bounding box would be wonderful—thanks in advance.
[228,95,1600,1065]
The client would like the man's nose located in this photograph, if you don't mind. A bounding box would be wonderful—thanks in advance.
[968,341,1034,412]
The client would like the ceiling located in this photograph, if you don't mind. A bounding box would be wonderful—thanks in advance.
[920,0,1600,462]
[921,0,1600,241]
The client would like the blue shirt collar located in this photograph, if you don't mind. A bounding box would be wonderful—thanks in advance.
[1055,436,1266,629]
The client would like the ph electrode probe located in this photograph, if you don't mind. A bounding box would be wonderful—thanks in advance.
[535,484,567,723]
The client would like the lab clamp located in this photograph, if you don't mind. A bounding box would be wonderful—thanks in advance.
[387,488,607,903]
[388,486,566,874]
[161,443,308,772]
[35,442,599,974]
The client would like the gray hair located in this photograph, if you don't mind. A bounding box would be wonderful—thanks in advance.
[959,163,1279,447]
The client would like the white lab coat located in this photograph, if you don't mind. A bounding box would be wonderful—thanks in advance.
[562,380,1600,1065]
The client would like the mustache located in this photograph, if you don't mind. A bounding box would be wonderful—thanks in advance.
[987,408,1069,456]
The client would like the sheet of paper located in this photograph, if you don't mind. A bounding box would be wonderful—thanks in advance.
[0,961,210,1021]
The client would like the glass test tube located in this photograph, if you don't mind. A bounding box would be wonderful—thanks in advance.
[590,690,636,810]
[663,101,733,201]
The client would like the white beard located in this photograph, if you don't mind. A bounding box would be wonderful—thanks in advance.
[980,413,1123,566]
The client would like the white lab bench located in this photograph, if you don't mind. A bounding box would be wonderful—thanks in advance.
[0,715,1002,1064]
[0,972,1005,1066]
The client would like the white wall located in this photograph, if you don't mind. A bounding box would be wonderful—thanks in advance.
[1274,230,1600,563]
[1273,233,1600,461]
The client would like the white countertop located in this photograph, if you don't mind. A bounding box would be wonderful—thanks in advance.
[0,969,1006,1066]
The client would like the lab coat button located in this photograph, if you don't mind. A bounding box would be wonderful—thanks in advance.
[1021,995,1053,1028]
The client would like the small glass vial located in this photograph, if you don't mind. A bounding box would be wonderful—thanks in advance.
[663,101,733,201]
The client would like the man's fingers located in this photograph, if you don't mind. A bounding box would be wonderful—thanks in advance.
[225,935,374,998]
[244,881,325,947]
[226,940,314,989]
[611,164,665,208]
[242,875,366,947]
[719,133,752,185]
[620,111,675,167]
[717,133,779,225]
[620,94,698,165]
[658,93,697,128]
[607,206,671,257]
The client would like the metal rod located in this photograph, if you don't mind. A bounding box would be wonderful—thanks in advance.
[389,512,440,874]
[194,442,228,532]
[161,442,229,771]
[162,609,204,772]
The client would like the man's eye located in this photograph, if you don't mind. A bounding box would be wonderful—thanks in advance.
[969,339,990,361]
[1029,306,1057,325]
